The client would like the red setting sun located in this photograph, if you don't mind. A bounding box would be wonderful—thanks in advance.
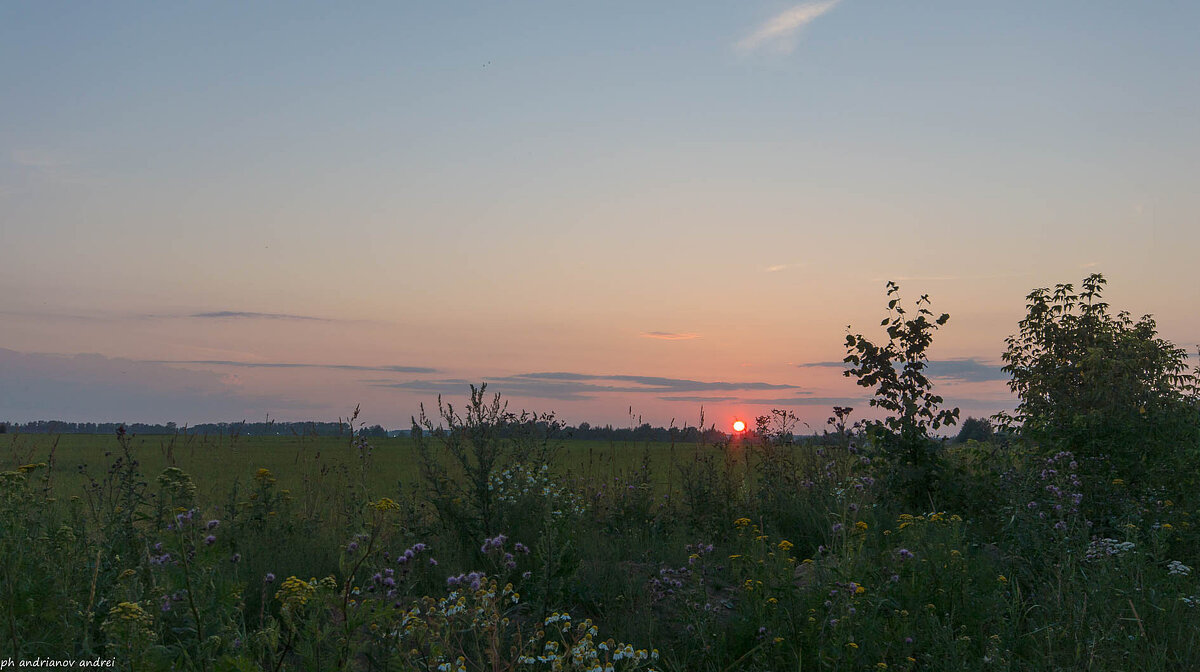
[732,420,746,433]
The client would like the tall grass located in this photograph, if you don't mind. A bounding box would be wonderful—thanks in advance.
[2,414,1199,670]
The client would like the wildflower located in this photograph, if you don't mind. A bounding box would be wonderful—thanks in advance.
[371,497,399,512]
[997,575,1007,584]
[347,542,359,554]
[206,519,220,530]
[265,573,276,584]
[734,517,752,528]
[846,642,858,649]
[1168,560,1192,577]
[204,535,217,546]
[896,548,914,560]
[230,553,241,563]
[854,521,868,532]
[778,540,794,552]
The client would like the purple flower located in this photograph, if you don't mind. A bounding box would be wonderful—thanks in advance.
[412,543,427,552]
[897,548,915,560]
[204,535,217,546]
[206,520,220,530]
[514,542,529,554]
[347,542,359,554]
[429,558,438,566]
[230,553,241,563]
[905,637,914,644]
[832,523,844,533]
[265,573,276,584]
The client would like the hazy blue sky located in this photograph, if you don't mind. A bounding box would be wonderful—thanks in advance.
[3,2,1198,430]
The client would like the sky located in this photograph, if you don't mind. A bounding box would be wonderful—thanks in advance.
[2,1,1198,432]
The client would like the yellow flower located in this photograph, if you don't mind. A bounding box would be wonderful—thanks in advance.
[877,664,889,670]
[1162,523,1174,530]
[254,468,276,485]
[997,575,1007,584]
[778,540,794,551]
[734,517,752,528]
[855,521,869,532]
[846,642,859,649]
[907,657,917,663]
[276,576,315,611]
[1112,478,1125,486]
[855,585,866,595]
[370,497,399,511]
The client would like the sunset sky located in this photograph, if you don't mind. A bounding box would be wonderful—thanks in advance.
[3,2,1198,431]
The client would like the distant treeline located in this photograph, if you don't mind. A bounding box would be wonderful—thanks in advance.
[1,419,730,443]
[0,417,992,444]
[0,420,389,438]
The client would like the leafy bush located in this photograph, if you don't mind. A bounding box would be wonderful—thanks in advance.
[999,273,1200,490]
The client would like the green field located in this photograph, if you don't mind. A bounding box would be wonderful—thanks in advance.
[2,432,724,503]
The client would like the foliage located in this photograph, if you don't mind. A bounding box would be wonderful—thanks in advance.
[844,281,960,507]
[954,417,995,444]
[998,273,1200,488]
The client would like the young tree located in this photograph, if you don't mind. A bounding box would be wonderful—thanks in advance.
[999,273,1199,484]
[844,282,959,507]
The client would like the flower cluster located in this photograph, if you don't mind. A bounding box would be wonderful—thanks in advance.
[1167,560,1192,577]
[1084,537,1136,562]
[490,462,586,518]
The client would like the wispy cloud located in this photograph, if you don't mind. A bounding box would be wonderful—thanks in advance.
[0,348,312,422]
[796,360,848,369]
[797,358,1008,383]
[374,372,802,403]
[150,360,438,374]
[764,261,805,273]
[736,1,841,53]
[189,311,332,322]
[927,358,1008,383]
[641,331,700,341]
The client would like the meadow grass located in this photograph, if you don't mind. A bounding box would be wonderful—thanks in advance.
[2,425,1199,671]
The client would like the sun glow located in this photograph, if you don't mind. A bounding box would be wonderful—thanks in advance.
[732,420,746,433]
